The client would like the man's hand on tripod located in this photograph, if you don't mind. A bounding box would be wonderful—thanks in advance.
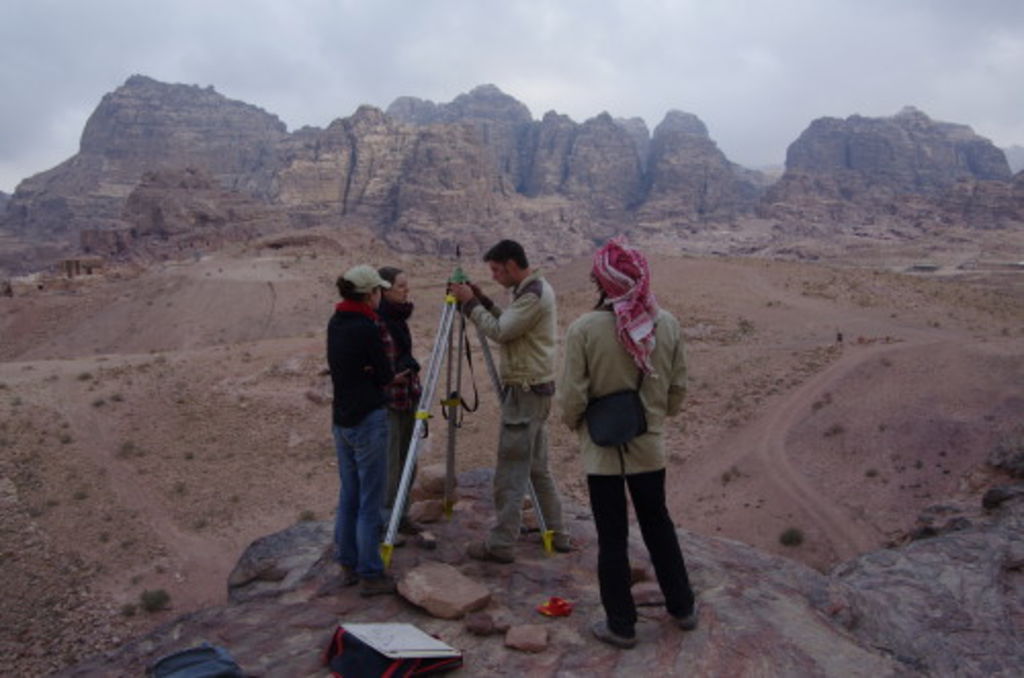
[449,282,475,304]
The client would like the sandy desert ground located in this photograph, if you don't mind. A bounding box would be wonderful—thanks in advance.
[1,225,1022,672]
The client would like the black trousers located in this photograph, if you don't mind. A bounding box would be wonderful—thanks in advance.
[587,469,696,637]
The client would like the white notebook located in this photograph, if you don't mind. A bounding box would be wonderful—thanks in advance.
[343,623,461,659]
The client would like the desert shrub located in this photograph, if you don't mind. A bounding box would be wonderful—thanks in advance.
[298,509,317,522]
[139,589,170,612]
[120,603,137,617]
[59,433,72,444]
[824,423,846,437]
[77,372,93,381]
[779,528,804,547]
[865,468,879,478]
[110,393,124,402]
[92,398,106,408]
[989,428,1024,477]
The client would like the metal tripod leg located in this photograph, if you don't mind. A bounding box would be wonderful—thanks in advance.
[381,295,458,567]
[442,310,466,517]
[473,325,555,554]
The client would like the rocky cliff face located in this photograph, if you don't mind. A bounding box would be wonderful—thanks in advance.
[3,77,769,273]
[763,107,1014,225]
[3,76,288,248]
[9,78,1021,276]
[639,110,762,224]
[79,167,291,260]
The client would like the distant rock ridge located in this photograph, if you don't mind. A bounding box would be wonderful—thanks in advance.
[2,78,1021,275]
[762,106,1016,225]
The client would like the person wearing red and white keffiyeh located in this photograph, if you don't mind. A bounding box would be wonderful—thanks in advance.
[558,237,698,648]
[590,235,661,374]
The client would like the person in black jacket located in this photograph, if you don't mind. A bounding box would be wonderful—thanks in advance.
[377,266,422,534]
[327,264,396,596]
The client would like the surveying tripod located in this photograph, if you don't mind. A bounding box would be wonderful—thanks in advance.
[380,269,554,567]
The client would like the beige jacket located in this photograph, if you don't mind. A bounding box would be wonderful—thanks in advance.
[558,308,687,475]
[467,270,557,387]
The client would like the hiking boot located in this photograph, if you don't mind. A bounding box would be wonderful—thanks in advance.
[359,574,397,597]
[340,565,359,587]
[398,519,422,536]
[673,602,699,631]
[466,540,514,564]
[590,620,637,649]
[552,534,576,553]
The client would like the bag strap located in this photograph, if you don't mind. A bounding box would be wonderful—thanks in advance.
[617,367,646,476]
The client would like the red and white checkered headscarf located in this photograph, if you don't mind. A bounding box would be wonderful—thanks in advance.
[592,236,659,373]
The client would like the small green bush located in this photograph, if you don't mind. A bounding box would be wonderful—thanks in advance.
[139,589,170,613]
[779,528,804,547]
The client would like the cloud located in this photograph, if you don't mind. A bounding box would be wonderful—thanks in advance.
[1,0,1022,192]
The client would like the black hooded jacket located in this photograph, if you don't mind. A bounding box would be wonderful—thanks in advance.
[327,306,394,427]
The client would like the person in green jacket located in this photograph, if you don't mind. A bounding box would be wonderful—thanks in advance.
[451,239,571,563]
[558,237,698,648]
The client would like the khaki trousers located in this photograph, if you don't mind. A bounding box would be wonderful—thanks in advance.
[486,387,567,553]
[385,407,417,519]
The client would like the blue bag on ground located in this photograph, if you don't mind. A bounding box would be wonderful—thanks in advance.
[147,642,245,678]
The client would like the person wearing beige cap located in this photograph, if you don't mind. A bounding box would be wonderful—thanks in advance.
[327,264,397,596]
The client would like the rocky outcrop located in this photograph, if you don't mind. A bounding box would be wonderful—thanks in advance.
[79,167,290,260]
[66,471,1024,677]
[638,110,761,223]
[763,107,1014,225]
[560,113,645,220]
[16,77,1023,276]
[388,84,532,188]
[3,75,288,249]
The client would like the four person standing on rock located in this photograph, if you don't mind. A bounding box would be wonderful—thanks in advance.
[328,237,699,644]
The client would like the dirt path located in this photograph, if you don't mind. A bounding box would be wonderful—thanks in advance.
[674,264,970,562]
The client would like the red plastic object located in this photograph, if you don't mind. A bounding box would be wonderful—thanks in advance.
[536,596,574,617]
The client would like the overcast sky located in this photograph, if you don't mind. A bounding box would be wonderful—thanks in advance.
[1,0,1022,193]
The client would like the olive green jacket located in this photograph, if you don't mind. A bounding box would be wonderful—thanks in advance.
[466,270,557,387]
[557,308,687,475]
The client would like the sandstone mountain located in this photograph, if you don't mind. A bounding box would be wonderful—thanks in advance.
[1,77,768,276]
[3,78,1022,281]
[762,106,1018,227]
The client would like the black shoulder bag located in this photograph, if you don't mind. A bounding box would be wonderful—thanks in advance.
[583,370,647,448]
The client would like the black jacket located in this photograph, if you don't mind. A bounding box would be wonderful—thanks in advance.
[327,308,394,427]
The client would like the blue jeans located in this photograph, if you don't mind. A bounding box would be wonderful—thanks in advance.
[333,408,388,579]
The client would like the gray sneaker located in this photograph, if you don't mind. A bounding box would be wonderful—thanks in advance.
[674,602,699,631]
[359,574,396,597]
[591,620,637,649]
[340,565,359,587]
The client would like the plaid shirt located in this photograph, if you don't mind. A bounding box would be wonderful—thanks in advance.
[379,318,422,411]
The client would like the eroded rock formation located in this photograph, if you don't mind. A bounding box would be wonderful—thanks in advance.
[762,106,1016,226]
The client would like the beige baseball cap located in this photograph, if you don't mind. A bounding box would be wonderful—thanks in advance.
[343,264,391,294]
